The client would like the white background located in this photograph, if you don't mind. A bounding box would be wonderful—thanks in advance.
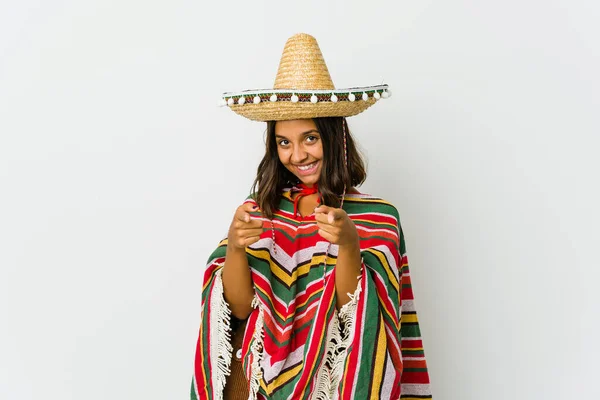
[1,1,598,399]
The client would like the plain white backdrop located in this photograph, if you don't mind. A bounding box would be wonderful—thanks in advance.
[1,1,598,399]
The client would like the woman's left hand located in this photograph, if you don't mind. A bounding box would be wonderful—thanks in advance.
[314,205,359,247]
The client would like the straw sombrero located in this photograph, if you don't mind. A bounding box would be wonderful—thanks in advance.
[219,33,391,122]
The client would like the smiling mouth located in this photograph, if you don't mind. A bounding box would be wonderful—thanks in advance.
[295,161,319,175]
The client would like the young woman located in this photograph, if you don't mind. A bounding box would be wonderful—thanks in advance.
[191,34,432,400]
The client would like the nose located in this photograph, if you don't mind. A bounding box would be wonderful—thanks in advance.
[291,144,308,164]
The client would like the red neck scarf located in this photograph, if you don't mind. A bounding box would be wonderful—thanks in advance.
[290,183,320,217]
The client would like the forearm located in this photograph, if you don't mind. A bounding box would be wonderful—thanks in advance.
[334,240,362,309]
[222,244,255,319]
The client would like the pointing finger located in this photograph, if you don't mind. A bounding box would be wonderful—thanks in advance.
[314,205,332,214]
[314,212,331,225]
[243,202,260,212]
[236,211,251,223]
[328,211,336,224]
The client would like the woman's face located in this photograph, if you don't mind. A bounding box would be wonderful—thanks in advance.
[275,119,324,187]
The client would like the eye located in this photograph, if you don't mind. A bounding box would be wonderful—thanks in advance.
[278,139,290,147]
[306,135,318,144]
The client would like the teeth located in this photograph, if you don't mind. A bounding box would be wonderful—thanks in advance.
[298,162,315,171]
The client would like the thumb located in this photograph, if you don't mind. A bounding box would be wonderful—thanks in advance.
[327,210,341,224]
[328,209,346,224]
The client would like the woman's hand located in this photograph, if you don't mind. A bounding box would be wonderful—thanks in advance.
[228,202,264,250]
[314,205,359,247]
[315,205,362,308]
[223,202,262,319]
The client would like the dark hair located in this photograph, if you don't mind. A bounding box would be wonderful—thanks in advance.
[251,117,366,219]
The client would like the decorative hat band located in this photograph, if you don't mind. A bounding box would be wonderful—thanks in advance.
[220,85,391,107]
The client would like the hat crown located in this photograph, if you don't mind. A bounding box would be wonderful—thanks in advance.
[273,33,335,90]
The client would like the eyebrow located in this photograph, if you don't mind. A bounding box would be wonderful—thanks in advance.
[275,129,320,139]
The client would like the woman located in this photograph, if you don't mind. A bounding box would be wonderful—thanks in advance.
[191,33,432,400]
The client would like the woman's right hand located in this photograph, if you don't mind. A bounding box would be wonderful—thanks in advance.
[228,202,264,249]
[223,202,262,318]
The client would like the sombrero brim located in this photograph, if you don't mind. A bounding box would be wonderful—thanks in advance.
[220,85,390,122]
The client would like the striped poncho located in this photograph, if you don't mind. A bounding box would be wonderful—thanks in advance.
[191,191,432,399]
